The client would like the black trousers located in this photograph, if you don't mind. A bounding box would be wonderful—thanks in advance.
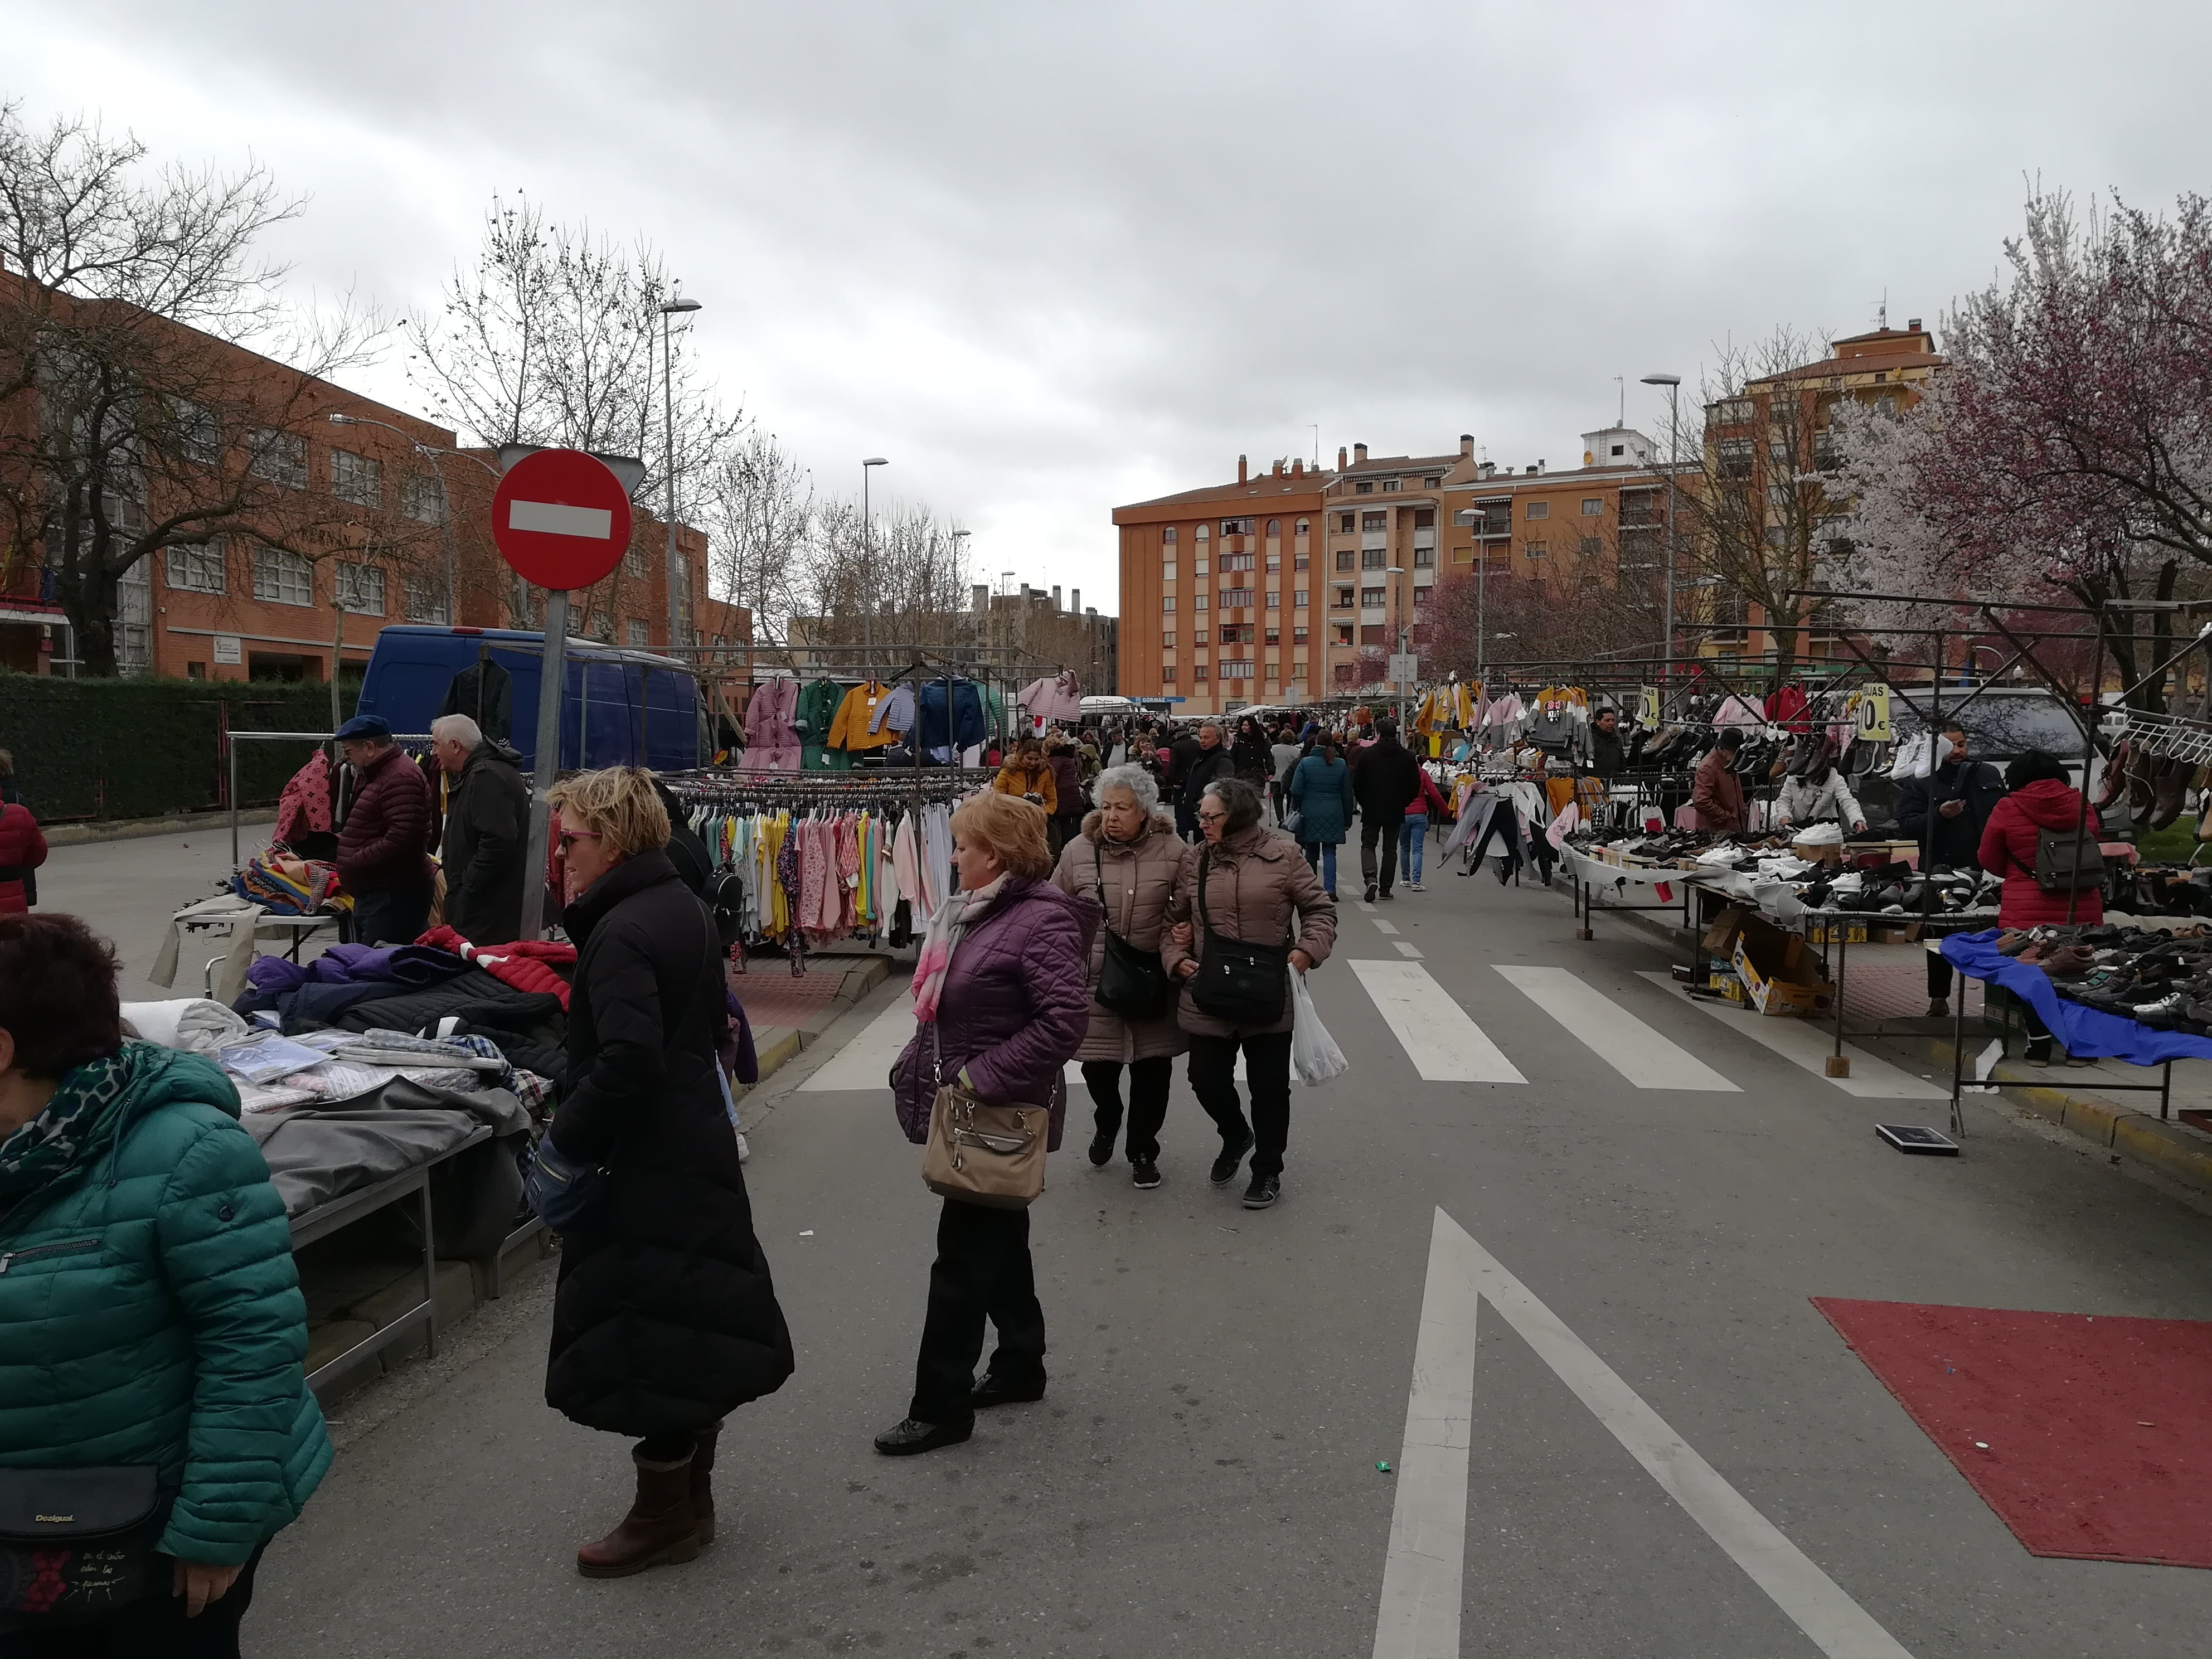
[1360,812,1404,891]
[1927,954,1955,1000]
[1082,1057,1172,1161]
[910,1197,1046,1423]
[351,879,434,947]
[1186,1030,1294,1178]
[9,1545,265,1658]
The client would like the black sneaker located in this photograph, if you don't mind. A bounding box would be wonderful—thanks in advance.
[967,1372,1046,1410]
[1209,1131,1254,1186]
[1131,1156,1162,1189]
[1364,882,1378,903]
[1243,1173,1280,1210]
[873,1416,974,1456]
[1087,1130,1115,1168]
[1378,887,1394,900]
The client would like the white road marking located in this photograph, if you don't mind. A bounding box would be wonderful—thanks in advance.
[1636,972,1948,1099]
[1495,966,1740,1092]
[1434,1209,1916,1659]
[1350,960,1525,1083]
[1372,918,1400,935]
[1393,940,1425,959]
[798,997,914,1091]
[507,498,614,539]
[1356,899,1377,913]
[1370,1210,1482,1659]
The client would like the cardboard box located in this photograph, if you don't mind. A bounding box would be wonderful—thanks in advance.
[1806,921,1868,945]
[1731,919,1837,1017]
[1700,904,1754,957]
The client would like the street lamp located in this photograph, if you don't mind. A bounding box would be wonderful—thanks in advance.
[1385,562,1411,724]
[328,413,497,625]
[1641,372,1682,712]
[861,457,889,676]
[658,297,704,652]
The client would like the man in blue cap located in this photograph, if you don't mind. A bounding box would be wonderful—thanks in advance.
[334,714,435,944]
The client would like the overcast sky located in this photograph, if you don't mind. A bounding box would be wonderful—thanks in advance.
[9,1,2211,612]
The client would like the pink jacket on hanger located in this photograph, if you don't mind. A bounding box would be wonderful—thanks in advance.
[1017,671,1083,724]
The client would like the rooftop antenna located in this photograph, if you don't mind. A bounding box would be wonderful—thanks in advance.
[1613,375,1625,427]
[1874,288,1889,330]
[1309,423,1320,468]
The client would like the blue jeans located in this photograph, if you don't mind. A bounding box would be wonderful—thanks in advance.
[1302,841,1337,894]
[1399,813,1428,884]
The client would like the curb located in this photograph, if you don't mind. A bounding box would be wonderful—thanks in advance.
[735,957,899,1101]
[46,808,278,847]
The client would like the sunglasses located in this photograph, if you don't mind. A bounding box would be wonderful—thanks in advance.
[556,830,601,852]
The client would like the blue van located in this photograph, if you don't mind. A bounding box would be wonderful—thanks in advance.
[355,625,704,772]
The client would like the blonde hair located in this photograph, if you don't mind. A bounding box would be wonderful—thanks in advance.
[949,789,1052,880]
[546,766,671,858]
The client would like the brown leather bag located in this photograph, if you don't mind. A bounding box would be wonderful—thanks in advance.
[919,1020,1047,1209]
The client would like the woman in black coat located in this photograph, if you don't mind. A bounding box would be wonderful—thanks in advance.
[542,767,794,1579]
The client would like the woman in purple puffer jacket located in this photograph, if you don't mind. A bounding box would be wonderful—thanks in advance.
[876,791,1100,1457]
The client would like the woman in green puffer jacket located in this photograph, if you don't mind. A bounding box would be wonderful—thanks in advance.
[0,913,331,1657]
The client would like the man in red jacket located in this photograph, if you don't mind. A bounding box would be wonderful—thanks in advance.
[335,714,435,945]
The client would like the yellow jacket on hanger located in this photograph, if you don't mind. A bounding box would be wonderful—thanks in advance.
[828,682,899,751]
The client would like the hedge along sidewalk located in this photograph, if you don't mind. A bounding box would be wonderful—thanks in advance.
[0,671,337,822]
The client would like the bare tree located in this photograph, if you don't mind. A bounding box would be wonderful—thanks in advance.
[704,427,816,660]
[0,104,407,675]
[401,194,746,629]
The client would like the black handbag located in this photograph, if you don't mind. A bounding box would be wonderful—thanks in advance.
[1092,843,1177,1018]
[1189,846,1292,1028]
[0,1466,167,1627]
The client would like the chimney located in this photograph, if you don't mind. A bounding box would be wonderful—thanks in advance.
[1537,459,1546,474]
[1337,445,1347,471]
[1237,454,1248,484]
[1051,585,1062,610]
[1459,433,1474,458]
[972,583,988,614]
[1070,587,1080,613]
[1907,317,1922,332]
[1272,458,1284,477]
[1353,442,1369,464]
[1291,457,1303,476]
[1020,583,1031,601]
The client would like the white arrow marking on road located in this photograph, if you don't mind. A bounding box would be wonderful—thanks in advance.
[1495,965,1740,1091]
[508,499,614,539]
[1350,959,1523,1082]
[1371,1209,1917,1659]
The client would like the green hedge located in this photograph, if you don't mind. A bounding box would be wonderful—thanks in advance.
[0,673,357,822]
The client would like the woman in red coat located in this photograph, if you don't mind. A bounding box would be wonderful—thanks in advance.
[1977,749,2100,1064]
[0,793,47,915]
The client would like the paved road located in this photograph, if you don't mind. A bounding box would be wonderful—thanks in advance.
[193,845,2212,1656]
[40,821,279,1002]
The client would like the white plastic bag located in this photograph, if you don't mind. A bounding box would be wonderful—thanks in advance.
[1289,972,1349,1086]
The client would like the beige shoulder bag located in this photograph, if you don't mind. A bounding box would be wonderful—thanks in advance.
[920,1017,1047,1209]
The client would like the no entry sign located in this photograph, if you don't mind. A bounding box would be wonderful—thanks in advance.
[490,448,634,591]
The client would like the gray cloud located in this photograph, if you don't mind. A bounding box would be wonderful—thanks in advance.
[11,0,2212,608]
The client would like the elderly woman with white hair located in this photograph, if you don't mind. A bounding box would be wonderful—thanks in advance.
[1049,763,1193,1189]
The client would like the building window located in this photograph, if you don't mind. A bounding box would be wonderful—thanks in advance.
[1220,587,1254,608]
[165,541,226,594]
[1582,497,1603,516]
[1361,586,1385,607]
[1162,562,1177,582]
[1162,527,1176,545]
[336,561,385,615]
[627,619,651,647]
[1220,517,1253,536]
[250,546,314,606]
[1163,596,1175,613]
[1194,628,1209,645]
[1192,664,1209,682]
[1525,540,1547,558]
[1194,559,1209,576]
[1294,553,1309,570]
[167,399,220,466]
[1162,632,1175,648]
[1220,552,1254,571]
[1265,552,1280,572]
[1265,627,1280,645]
[1333,586,1354,609]
[1333,624,1354,646]
[405,574,450,623]
[1526,500,1550,520]
[1264,662,1280,681]
[1295,518,1309,535]
[1355,481,1372,494]
[1414,507,1436,528]
[1383,478,1401,491]
[1579,536,1602,557]
[1195,525,1209,542]
[1265,591,1280,609]
[1362,511,1386,532]
[1414,546,1435,567]
[1338,513,1355,533]
[400,472,445,524]
[1162,664,1177,684]
[1220,661,1253,680]
[1875,393,1898,416]
[1266,518,1279,535]
[1423,474,1441,488]
[1333,662,1356,686]
[1336,550,1355,571]
[330,448,383,508]
[1194,594,1209,611]
[1361,624,1387,646]
[1362,549,1386,570]
[1293,625,1308,644]
[248,429,308,489]
[1294,589,1308,608]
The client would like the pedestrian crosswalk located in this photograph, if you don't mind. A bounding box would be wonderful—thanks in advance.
[794,955,1946,1103]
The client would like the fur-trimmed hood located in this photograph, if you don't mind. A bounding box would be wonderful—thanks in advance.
[1081,807,1178,844]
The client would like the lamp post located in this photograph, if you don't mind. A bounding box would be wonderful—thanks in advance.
[658,298,703,652]
[861,457,889,676]
[1641,373,1682,712]
[328,413,497,624]
[1386,562,1410,726]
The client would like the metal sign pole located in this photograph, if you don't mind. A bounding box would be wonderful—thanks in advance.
[517,588,570,940]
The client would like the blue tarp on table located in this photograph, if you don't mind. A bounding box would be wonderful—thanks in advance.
[1939,929,2212,1065]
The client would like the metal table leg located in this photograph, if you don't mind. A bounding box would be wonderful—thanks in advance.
[418,1175,439,1362]
[1826,928,1852,1077]
[1950,986,1967,1138]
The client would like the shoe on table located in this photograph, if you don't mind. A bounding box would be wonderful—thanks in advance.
[968,1372,1047,1410]
[1087,1129,1115,1168]
[874,1416,974,1456]
[1131,1156,1162,1189]
[1243,1173,1281,1210]
[1210,1131,1255,1186]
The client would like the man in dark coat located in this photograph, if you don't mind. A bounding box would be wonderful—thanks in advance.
[1896,723,2007,1015]
[1176,722,1235,843]
[544,770,792,1578]
[1350,718,1424,900]
[432,713,530,945]
[335,714,436,945]
[1585,706,1624,783]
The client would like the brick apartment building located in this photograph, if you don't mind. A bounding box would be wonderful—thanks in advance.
[1,300,744,682]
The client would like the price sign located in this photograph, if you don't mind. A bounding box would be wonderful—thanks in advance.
[1856,685,1893,742]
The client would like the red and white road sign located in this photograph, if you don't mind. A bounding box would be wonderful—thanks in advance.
[489,448,634,592]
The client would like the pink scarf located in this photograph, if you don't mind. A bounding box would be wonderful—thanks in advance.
[909,875,1006,1023]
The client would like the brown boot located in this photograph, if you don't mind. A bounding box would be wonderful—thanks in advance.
[691,1427,719,1546]
[576,1451,700,1579]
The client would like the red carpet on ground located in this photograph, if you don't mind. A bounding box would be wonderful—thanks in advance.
[1813,1298,2212,1569]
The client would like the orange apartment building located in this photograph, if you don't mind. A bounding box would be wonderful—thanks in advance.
[2,304,744,682]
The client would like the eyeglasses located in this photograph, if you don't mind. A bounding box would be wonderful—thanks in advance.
[1196,809,1228,824]
[556,830,601,852]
